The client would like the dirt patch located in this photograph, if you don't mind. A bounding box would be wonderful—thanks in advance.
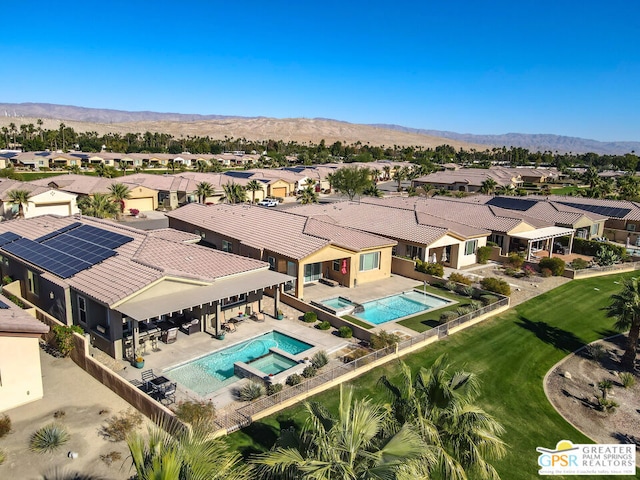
[545,335,640,464]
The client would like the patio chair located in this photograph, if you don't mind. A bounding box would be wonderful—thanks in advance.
[222,322,236,333]
[251,312,265,322]
[161,382,177,405]
[141,369,157,385]
[161,327,178,344]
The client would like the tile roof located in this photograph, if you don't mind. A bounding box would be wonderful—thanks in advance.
[146,228,201,243]
[0,216,268,306]
[0,300,49,335]
[166,203,396,259]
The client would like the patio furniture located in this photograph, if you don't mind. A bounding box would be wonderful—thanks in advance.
[251,312,265,322]
[161,327,178,344]
[138,337,147,355]
[160,382,177,405]
[141,369,157,384]
[222,322,236,333]
[180,318,200,335]
[320,277,339,287]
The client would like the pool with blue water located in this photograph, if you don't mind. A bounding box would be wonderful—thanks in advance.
[353,290,452,325]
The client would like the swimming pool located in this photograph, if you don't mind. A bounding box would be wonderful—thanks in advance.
[316,296,358,315]
[353,290,452,325]
[248,352,298,375]
[165,331,312,395]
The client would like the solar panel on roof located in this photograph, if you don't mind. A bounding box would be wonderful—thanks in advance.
[0,232,22,247]
[0,299,9,309]
[66,224,133,249]
[2,238,92,278]
[557,201,631,219]
[35,222,82,242]
[487,196,537,211]
[42,234,116,264]
[225,171,253,179]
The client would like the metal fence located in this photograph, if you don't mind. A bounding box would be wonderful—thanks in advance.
[571,261,640,278]
[218,295,510,433]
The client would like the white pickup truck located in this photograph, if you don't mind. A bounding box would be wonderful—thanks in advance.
[257,198,279,207]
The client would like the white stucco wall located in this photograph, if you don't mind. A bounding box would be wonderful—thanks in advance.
[0,335,44,411]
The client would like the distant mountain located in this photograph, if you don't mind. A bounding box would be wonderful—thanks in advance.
[0,102,249,123]
[369,124,640,156]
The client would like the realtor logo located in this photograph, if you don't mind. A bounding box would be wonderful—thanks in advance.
[537,440,635,475]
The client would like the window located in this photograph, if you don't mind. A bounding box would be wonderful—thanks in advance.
[464,240,478,256]
[332,259,340,272]
[77,295,87,324]
[359,252,380,272]
[303,263,322,283]
[287,261,297,277]
[590,224,599,236]
[222,240,232,252]
[268,256,276,270]
[627,223,636,232]
[222,293,246,307]
[405,245,423,260]
[27,270,39,296]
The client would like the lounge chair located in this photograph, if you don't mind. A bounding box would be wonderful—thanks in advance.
[223,322,237,333]
[251,312,265,322]
[161,327,179,344]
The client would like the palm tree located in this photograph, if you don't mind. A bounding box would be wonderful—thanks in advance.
[78,193,119,219]
[7,189,31,218]
[605,277,640,370]
[480,178,498,194]
[127,423,252,480]
[379,356,506,480]
[392,166,409,192]
[245,179,263,204]
[196,181,214,204]
[252,385,427,479]
[296,185,319,204]
[108,183,131,218]
[223,182,247,204]
[362,183,383,198]
[195,159,209,173]
[94,163,106,177]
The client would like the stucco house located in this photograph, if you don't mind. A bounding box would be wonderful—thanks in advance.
[0,180,79,219]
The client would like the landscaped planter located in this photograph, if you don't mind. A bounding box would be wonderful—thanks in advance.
[133,357,145,369]
[217,333,226,340]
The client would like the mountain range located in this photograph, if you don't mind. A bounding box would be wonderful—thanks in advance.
[0,103,637,155]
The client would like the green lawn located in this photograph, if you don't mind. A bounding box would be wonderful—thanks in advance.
[550,185,587,195]
[227,272,638,479]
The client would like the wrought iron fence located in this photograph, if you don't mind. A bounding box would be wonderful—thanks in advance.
[217,295,510,433]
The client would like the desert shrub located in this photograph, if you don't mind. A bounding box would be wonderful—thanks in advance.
[302,365,317,378]
[619,372,636,388]
[0,449,5,465]
[570,258,590,270]
[370,331,400,350]
[449,272,473,285]
[2,275,12,285]
[507,252,524,269]
[480,294,499,306]
[476,245,493,264]
[286,374,302,386]
[459,286,475,297]
[267,383,283,396]
[238,381,266,401]
[504,267,519,277]
[444,281,457,292]
[456,306,472,316]
[53,410,66,419]
[586,344,606,361]
[303,311,317,323]
[29,423,69,453]
[486,241,498,247]
[0,414,11,438]
[573,237,625,257]
[540,268,552,278]
[522,265,537,277]
[595,246,620,266]
[102,409,143,442]
[415,259,444,277]
[596,397,619,413]
[343,348,369,363]
[316,321,331,330]
[338,326,353,338]
[175,400,216,429]
[2,292,24,308]
[100,451,122,466]
[469,300,482,311]
[311,351,329,369]
[538,257,565,276]
[52,324,84,357]
[440,310,459,322]
[480,277,511,296]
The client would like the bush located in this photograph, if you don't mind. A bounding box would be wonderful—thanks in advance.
[267,383,283,396]
[30,423,69,453]
[596,397,619,413]
[0,414,11,438]
[303,311,318,323]
[129,208,140,216]
[585,344,605,361]
[507,252,524,269]
[440,310,459,322]
[316,321,331,330]
[338,326,353,338]
[480,277,511,296]
[595,246,620,266]
[504,267,519,277]
[573,237,625,257]
[101,409,143,442]
[480,294,499,306]
[570,258,590,270]
[538,257,565,276]
[238,381,266,401]
[448,272,473,285]
[370,331,400,350]
[444,281,457,292]
[343,347,369,363]
[456,306,473,316]
[476,245,493,264]
[311,351,329,369]
[540,267,552,278]
[175,400,216,429]
[522,265,537,277]
[459,286,475,297]
[619,372,636,388]
[286,374,302,386]
[415,259,444,277]
[469,300,482,311]
[302,365,317,378]
[52,324,84,357]
[2,275,12,285]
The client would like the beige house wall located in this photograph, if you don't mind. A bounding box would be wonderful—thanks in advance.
[125,185,159,212]
[0,335,44,411]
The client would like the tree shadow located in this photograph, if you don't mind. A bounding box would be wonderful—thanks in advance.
[421,319,440,328]
[516,316,584,353]
[236,422,280,458]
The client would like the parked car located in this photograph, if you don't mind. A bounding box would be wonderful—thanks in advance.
[258,198,279,207]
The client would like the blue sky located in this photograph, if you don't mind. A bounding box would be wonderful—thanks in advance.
[2,1,639,141]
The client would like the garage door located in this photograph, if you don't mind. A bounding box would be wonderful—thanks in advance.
[126,197,155,212]
[271,187,287,198]
[28,203,71,217]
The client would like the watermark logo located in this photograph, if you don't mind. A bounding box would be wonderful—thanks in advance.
[537,440,636,475]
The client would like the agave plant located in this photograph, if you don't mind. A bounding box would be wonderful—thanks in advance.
[30,423,69,453]
[237,381,266,401]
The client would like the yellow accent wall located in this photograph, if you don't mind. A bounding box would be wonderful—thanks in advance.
[0,335,44,411]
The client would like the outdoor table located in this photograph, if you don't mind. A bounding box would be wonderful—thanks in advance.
[148,375,170,392]
[231,315,247,324]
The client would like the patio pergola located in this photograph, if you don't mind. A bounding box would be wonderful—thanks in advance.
[115,270,295,358]
[510,226,575,261]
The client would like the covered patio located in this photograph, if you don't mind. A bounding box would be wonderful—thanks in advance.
[114,270,294,362]
[510,226,575,261]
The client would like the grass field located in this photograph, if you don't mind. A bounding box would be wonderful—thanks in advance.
[550,185,587,196]
[227,272,638,479]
